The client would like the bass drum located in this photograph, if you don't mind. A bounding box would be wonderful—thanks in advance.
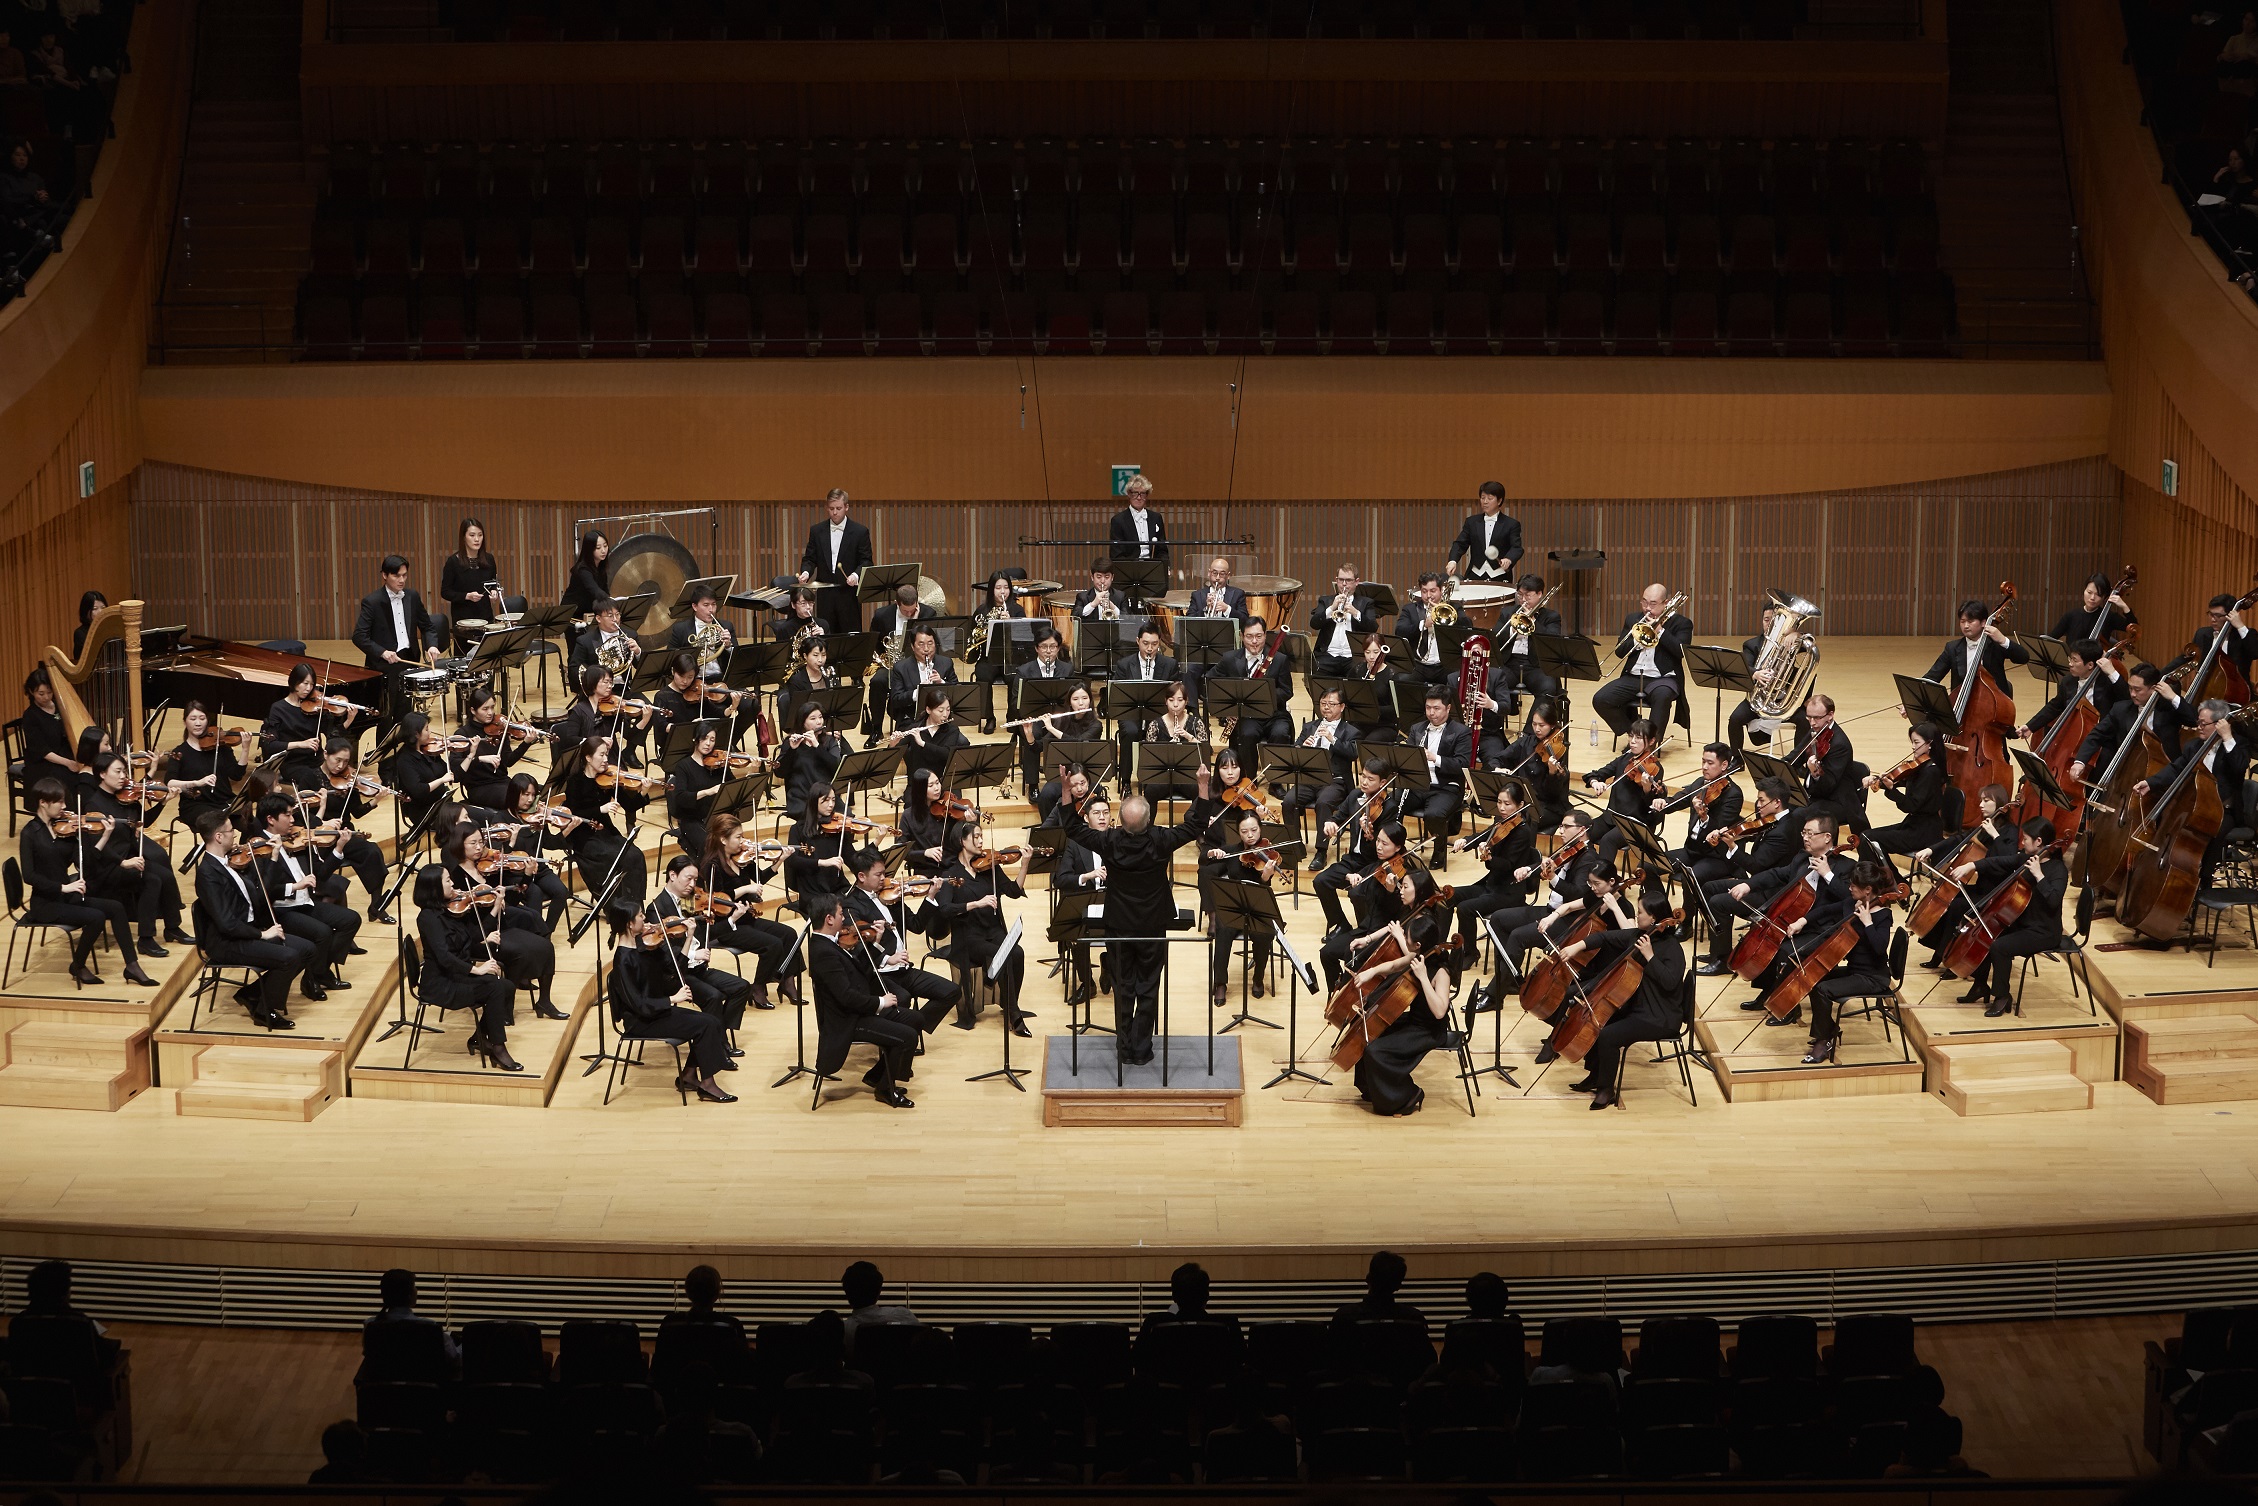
[607,532,703,650]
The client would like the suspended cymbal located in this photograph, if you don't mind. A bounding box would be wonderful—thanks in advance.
[918,574,949,614]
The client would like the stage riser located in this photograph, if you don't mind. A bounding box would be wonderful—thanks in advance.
[6,1248,2257,1334]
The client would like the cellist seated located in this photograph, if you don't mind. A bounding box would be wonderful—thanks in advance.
[1725,815,1854,1029]
[1543,890,1686,1112]
[1331,869,1463,1118]
[1797,860,1898,1065]
[1956,819,2068,1018]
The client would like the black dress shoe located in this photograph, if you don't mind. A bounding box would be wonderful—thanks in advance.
[727,1044,745,1057]
[1764,1008,1802,1027]
[878,1087,916,1108]
[70,965,102,986]
[368,909,396,927]
[261,1012,298,1031]
[1957,986,1992,1004]
[1589,1087,1620,1110]
[343,943,368,955]
[301,985,329,1003]
[1533,1042,1559,1065]
[1694,960,1728,977]
[692,1078,737,1103]
[531,1003,569,1021]
[326,978,353,990]
[1010,1022,1034,1039]
[1739,997,1767,1011]
[950,1017,979,1031]
[123,967,158,988]
[1800,1036,1840,1065]
[1251,976,1267,998]
[138,939,168,959]
[1566,1075,1598,1093]
[1984,999,2013,1018]
[752,993,777,1010]
[164,928,196,946]
[716,1058,738,1070]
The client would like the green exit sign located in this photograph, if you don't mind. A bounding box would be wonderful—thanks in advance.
[1110,464,1141,496]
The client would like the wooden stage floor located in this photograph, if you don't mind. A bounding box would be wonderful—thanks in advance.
[3,637,2257,1288]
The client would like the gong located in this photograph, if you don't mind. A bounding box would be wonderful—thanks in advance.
[607,532,703,648]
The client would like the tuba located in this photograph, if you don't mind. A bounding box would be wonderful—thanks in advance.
[1747,591,1822,719]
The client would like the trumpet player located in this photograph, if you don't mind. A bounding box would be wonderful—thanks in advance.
[1196,558,1251,623]
[665,585,738,679]
[1446,480,1524,585]
[1310,563,1378,678]
[1499,574,1563,714]
[1594,583,1692,738]
[1395,573,1451,687]
[1073,557,1131,620]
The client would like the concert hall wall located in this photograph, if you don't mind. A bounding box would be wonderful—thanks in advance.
[129,455,2120,645]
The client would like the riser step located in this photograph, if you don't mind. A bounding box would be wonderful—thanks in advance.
[1929,1038,2074,1081]
[2127,1013,2258,1057]
[1938,1074,2093,1116]
[177,1081,334,1121]
[6,1020,147,1070]
[192,1045,334,1085]
[0,1064,144,1111]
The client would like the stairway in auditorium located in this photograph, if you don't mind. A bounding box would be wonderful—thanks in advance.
[176,1043,341,1120]
[2124,1012,2258,1104]
[1934,0,2097,357]
[152,0,312,365]
[0,1020,152,1111]
[1927,1038,2094,1115]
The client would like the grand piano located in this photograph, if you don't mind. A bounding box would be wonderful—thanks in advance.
[143,633,386,724]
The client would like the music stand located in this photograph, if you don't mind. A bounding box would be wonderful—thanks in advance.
[1258,743,1333,808]
[1547,547,1607,637]
[987,617,1050,671]
[2011,746,2073,809]
[1180,618,1237,667]
[662,718,731,763]
[1134,742,1203,814]
[1076,617,1149,676]
[1203,677,1276,732]
[722,640,793,690]
[1740,749,1810,807]
[1467,766,1511,808]
[1043,739,1118,786]
[1306,676,1391,733]
[824,632,882,683]
[1531,632,1605,688]
[1203,877,1283,1045]
[626,650,672,697]
[516,600,582,712]
[1023,822,1066,880]
[1112,558,1168,601]
[1016,677,1089,727]
[2024,633,2073,691]
[1360,583,1401,617]
[858,563,921,606]
[1049,891,1108,1060]
[944,741,1019,810]
[831,745,904,807]
[1686,644,1754,743]
[1893,673,1961,733]
[1610,807,1676,878]
[708,772,772,826]
[1106,679,1177,732]
[669,575,737,619]
[920,615,976,662]
[1365,740,1438,795]
[967,915,1030,1091]
[615,588,662,636]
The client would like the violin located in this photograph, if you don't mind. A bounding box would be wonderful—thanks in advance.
[1220,779,1274,819]
[966,845,1026,872]
[186,727,246,751]
[226,835,280,868]
[1549,911,1684,1062]
[731,837,814,864]
[697,748,761,773]
[595,694,660,718]
[635,913,693,947]
[445,882,504,914]
[474,850,547,877]
[295,689,357,716]
[595,767,673,795]
[117,779,168,804]
[327,770,390,799]
[1238,844,1285,881]
[820,814,903,839]
[874,875,967,905]
[48,812,114,837]
[1533,725,1568,775]
[1705,808,1785,849]
[1369,852,1412,888]
[1869,747,1929,790]
[929,789,984,823]
[1537,821,1595,878]
[1625,749,1666,795]
[420,732,477,754]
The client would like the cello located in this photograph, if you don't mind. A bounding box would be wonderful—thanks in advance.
[1549,911,1683,1062]
[1941,581,2019,818]
[1758,877,1906,1020]
[1906,827,1988,937]
[1517,908,1608,1019]
[1937,831,2072,978]
[1325,886,1455,1069]
[2012,626,2138,839]
[1726,862,1826,981]
[2114,703,2258,942]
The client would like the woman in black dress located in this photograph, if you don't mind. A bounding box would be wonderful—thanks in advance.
[777,632,838,735]
[413,866,520,1072]
[72,591,107,658]
[499,774,574,935]
[1865,721,1953,858]
[777,699,845,819]
[21,668,78,782]
[440,516,501,652]
[1201,808,1278,1005]
[165,700,245,834]
[386,712,461,833]
[561,529,610,618]
[888,684,969,789]
[1338,867,1461,1117]
[669,724,727,859]
[897,768,952,876]
[260,664,363,792]
[562,734,651,927]
[610,914,736,1101]
[1913,782,2019,967]
[1029,683,1103,816]
[785,783,857,905]
[452,688,537,810]
[699,812,800,1009]
[969,570,1028,735]
[442,823,562,1019]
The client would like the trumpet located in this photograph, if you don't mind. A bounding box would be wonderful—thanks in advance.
[1096,593,1121,621]
[1205,585,1229,616]
[1327,590,1356,624]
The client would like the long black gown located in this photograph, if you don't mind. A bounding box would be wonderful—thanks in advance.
[1351,912,1455,1116]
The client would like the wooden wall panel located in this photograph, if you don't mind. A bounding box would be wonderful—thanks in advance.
[129,457,2131,646]
[0,484,132,699]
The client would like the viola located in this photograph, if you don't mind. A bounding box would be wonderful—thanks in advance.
[474,850,547,877]
[1625,750,1666,795]
[1237,844,1285,881]
[186,727,246,751]
[966,845,1025,872]
[445,882,504,914]
[421,732,477,754]
[117,779,168,804]
[1869,747,1929,791]
[1537,821,1595,878]
[732,838,814,864]
[820,814,902,839]
[697,748,761,773]
[1727,861,1827,981]
[1941,580,2019,817]
[1550,911,1684,1062]
[1756,883,1906,1021]
[1455,809,1527,855]
[296,690,357,717]
[635,913,693,948]
[1220,779,1274,819]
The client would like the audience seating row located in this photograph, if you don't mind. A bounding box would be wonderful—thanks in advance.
[0,1270,134,1484]
[2142,1305,2258,1469]
[2117,0,2258,297]
[356,0,1823,43]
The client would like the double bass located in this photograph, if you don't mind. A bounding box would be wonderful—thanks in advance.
[1548,911,1683,1062]
[1941,581,2019,817]
[1325,886,1455,1070]
[2012,625,2138,839]
[2078,648,2196,892]
[2114,704,2258,942]
[2180,577,2258,708]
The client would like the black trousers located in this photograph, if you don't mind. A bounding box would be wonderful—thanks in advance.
[1452,877,1532,945]
[452,972,514,1043]
[630,1007,732,1078]
[1318,926,1367,990]
[113,838,183,940]
[1729,700,1812,753]
[849,1011,920,1091]
[485,926,556,1012]
[273,901,361,989]
[1109,938,1164,1061]
[1312,652,1354,679]
[574,834,648,919]
[1210,921,1273,993]
[1701,876,1754,962]
[961,946,1027,1027]
[712,914,801,985]
[816,583,860,636]
[324,834,387,913]
[1580,1011,1680,1089]
[879,964,960,1028]
[1220,715,1292,781]
[213,934,316,1017]
[1313,860,1361,932]
[516,868,571,933]
[687,964,754,1031]
[1499,655,1560,706]
[1809,968,1889,1038]
[1983,929,2063,1001]
[1593,673,1679,737]
[1406,784,1465,837]
[27,896,134,970]
[1490,904,1564,975]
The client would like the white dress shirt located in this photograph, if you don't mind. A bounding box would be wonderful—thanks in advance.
[829,521,847,571]
[389,588,410,652]
[1130,507,1151,558]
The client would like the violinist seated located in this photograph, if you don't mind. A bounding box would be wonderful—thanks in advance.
[1449,781,1541,952]
[648,856,757,1033]
[787,785,862,906]
[1054,795,1110,1004]
[167,700,246,835]
[1912,783,2019,968]
[1694,777,1801,975]
[1208,618,1295,774]
[1276,687,1362,837]
[453,689,538,812]
[1728,606,1813,754]
[669,725,734,861]
[1319,826,1412,990]
[652,652,724,743]
[261,663,362,792]
[1798,860,1898,1065]
[2134,697,2251,886]
[887,626,959,734]
[410,863,518,1071]
[933,823,1034,1035]
[1655,743,1744,886]
[2071,661,2186,783]
[391,713,462,827]
[611,912,737,1103]
[1404,692,1474,869]
[253,793,361,1001]
[1448,655,1516,767]
[1313,760,1410,936]
[561,735,652,927]
[22,779,149,988]
[305,738,393,924]
[897,770,955,877]
[83,751,190,956]
[193,810,315,1028]
[1309,565,1380,679]
[804,893,923,1109]
[1725,815,1855,1029]
[2050,573,2136,648]
[1924,598,2030,697]
[1583,717,1667,869]
[1494,700,1572,833]
[1203,810,1283,1007]
[2020,639,2127,753]
[777,702,847,821]
[1548,889,1686,1112]
[1864,723,1953,859]
[889,684,973,792]
[699,813,802,1010]
[499,775,575,935]
[1954,818,2068,1018]
[444,825,564,1020]
[1335,869,1463,1117]
[568,597,643,686]
[843,847,964,1030]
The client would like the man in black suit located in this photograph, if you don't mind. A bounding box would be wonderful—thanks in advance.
[2020,638,2127,752]
[1012,631,1077,791]
[1695,776,1798,975]
[799,488,875,635]
[1188,557,1250,625]
[1729,605,1813,753]
[1655,742,1745,886]
[2136,698,2251,885]
[805,894,921,1108]
[1445,480,1524,586]
[843,849,962,1029]
[1403,690,1473,865]
[867,584,933,737]
[1922,598,2031,702]
[1308,563,1379,679]
[1794,693,1861,833]
[2193,593,2257,681]
[1071,558,1132,622]
[1112,623,1180,764]
[665,585,739,678]
[2072,661,2185,782]
[1208,617,1293,775]
[1395,573,1452,688]
[1726,814,1856,1024]
[1962,820,2070,1017]
[1278,686,1362,835]
[192,810,314,1028]
[1495,574,1562,712]
[1108,474,1168,563]
[1594,582,1693,738]
[885,625,958,731]
[350,554,443,716]
[569,596,642,685]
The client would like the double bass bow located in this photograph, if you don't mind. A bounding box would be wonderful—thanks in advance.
[1937,831,2074,978]
[1756,877,1906,1021]
[2012,625,2140,838]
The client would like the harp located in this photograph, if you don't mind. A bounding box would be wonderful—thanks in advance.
[44,599,146,754]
